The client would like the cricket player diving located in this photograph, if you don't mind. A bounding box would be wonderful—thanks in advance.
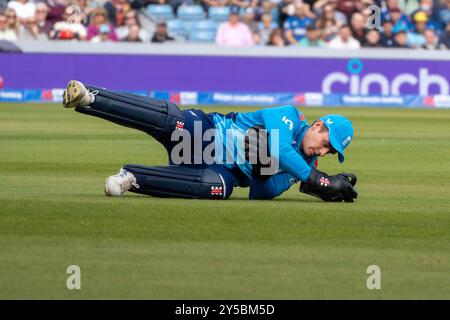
[62,80,358,202]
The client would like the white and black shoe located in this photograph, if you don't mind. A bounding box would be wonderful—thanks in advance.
[104,168,140,197]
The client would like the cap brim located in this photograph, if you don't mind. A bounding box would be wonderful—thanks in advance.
[329,130,345,163]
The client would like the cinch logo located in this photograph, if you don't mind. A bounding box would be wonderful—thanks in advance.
[322,59,449,96]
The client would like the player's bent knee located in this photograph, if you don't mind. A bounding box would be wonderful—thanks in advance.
[201,168,233,200]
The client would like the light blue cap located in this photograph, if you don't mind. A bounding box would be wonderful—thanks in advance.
[320,114,354,163]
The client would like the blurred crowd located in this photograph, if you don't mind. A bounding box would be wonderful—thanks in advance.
[0,0,449,49]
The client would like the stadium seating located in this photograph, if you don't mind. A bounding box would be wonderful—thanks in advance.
[188,19,218,42]
[190,20,218,32]
[189,30,216,43]
[146,5,175,21]
[208,6,231,22]
[177,5,206,21]
[167,19,187,40]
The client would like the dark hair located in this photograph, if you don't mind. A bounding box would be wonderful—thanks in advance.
[267,28,285,46]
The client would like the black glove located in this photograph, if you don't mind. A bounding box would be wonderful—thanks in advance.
[300,167,358,202]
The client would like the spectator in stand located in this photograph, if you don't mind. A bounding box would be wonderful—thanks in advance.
[384,0,400,11]
[336,0,358,22]
[252,0,269,18]
[303,2,316,19]
[313,0,347,26]
[242,7,259,43]
[3,8,20,40]
[19,15,49,40]
[411,3,442,31]
[259,0,278,22]
[151,21,174,43]
[363,29,382,47]
[104,0,133,27]
[278,0,294,26]
[410,0,436,24]
[328,24,361,49]
[283,2,315,45]
[438,21,450,48]
[267,27,286,46]
[389,7,412,33]
[393,29,410,47]
[75,0,97,26]
[280,0,316,24]
[354,0,374,12]
[122,23,141,42]
[216,10,254,46]
[35,2,53,36]
[116,9,149,42]
[0,12,18,41]
[438,0,450,27]
[316,3,342,42]
[421,28,437,49]
[407,11,428,48]
[360,0,376,27]
[256,12,277,45]
[44,0,66,25]
[91,23,113,42]
[350,12,366,45]
[7,0,36,22]
[87,8,118,41]
[298,24,326,47]
[381,18,396,47]
[51,5,87,41]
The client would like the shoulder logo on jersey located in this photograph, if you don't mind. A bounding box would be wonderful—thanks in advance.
[282,116,293,130]
[326,119,334,126]
[299,114,305,121]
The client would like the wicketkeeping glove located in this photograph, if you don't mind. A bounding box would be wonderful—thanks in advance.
[299,167,358,202]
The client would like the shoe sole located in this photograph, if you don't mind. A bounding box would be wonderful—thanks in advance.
[62,80,87,108]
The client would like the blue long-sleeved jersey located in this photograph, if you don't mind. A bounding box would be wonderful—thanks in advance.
[212,105,317,186]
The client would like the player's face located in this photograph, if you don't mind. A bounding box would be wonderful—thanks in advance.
[302,121,336,158]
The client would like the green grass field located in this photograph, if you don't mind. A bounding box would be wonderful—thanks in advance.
[1,103,450,299]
